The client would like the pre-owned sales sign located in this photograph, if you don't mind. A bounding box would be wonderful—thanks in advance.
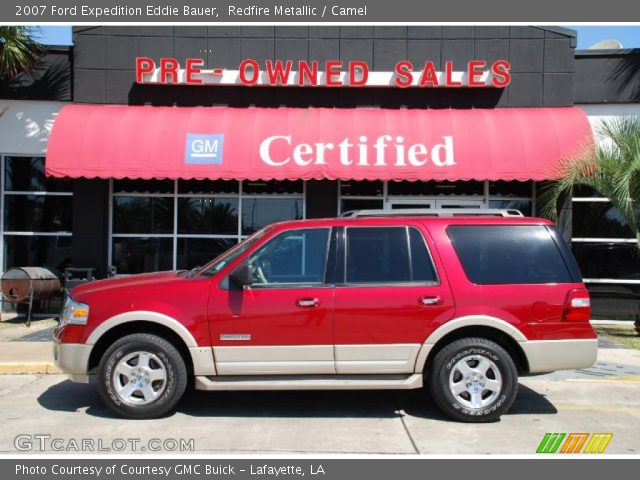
[135,57,512,88]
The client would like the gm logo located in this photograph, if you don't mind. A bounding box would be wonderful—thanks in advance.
[185,133,224,164]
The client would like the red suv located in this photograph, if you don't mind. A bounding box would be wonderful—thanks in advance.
[54,210,597,422]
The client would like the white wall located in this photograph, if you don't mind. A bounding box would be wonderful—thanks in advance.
[0,100,67,156]
[579,104,640,138]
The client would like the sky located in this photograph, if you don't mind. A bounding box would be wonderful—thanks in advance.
[567,26,640,48]
[28,25,640,49]
[29,26,72,45]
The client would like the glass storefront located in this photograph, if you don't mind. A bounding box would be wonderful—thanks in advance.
[1,156,73,273]
[338,180,534,216]
[110,179,304,274]
[0,160,638,321]
[571,189,640,320]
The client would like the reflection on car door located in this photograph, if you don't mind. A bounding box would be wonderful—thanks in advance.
[333,225,455,374]
[208,227,336,375]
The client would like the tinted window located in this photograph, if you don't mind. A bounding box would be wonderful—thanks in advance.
[4,235,72,271]
[177,238,237,270]
[409,228,438,282]
[113,197,174,234]
[241,198,303,235]
[388,180,483,196]
[341,198,384,215]
[178,179,239,194]
[572,202,639,239]
[112,237,173,274]
[113,179,174,194]
[242,180,303,194]
[4,157,71,192]
[346,227,437,284]
[340,180,383,197]
[249,228,330,285]
[4,195,72,232]
[572,242,640,281]
[586,282,640,321]
[447,225,573,284]
[488,181,532,198]
[177,198,238,234]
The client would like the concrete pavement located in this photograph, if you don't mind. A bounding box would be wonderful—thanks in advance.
[0,374,638,454]
[0,345,638,455]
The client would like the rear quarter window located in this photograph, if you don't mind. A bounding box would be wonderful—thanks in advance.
[447,225,576,285]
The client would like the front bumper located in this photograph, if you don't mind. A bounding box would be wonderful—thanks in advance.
[53,342,92,383]
[521,339,598,373]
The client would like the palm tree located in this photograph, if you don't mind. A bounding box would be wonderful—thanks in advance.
[0,26,43,78]
[539,116,640,244]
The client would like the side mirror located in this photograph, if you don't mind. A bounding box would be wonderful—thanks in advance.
[229,263,253,288]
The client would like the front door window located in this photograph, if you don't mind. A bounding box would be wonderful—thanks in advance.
[248,228,331,286]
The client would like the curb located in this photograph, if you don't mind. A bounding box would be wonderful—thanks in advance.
[0,362,61,375]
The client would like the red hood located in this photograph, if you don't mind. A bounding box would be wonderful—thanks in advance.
[69,271,186,299]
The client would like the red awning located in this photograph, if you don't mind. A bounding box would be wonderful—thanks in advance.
[45,105,592,182]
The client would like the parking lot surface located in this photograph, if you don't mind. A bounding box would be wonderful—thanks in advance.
[1,348,639,455]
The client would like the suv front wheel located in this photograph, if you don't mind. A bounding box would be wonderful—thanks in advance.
[97,333,188,419]
[427,337,518,422]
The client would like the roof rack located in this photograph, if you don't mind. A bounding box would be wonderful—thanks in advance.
[340,208,525,218]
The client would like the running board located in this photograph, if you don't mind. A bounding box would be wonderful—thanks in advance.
[194,373,423,391]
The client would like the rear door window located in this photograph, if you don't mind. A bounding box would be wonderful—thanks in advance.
[345,226,437,284]
[447,225,574,284]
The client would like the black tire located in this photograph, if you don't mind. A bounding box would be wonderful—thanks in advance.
[97,333,188,419]
[427,337,518,423]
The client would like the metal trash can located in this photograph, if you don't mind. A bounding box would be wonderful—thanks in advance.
[1,267,63,326]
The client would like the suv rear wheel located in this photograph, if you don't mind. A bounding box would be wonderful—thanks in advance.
[427,337,518,422]
[97,333,188,419]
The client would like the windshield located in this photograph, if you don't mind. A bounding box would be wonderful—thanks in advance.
[196,226,273,277]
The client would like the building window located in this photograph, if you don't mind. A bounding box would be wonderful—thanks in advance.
[571,190,640,320]
[1,156,73,272]
[110,179,304,274]
[571,186,640,319]
[338,180,534,216]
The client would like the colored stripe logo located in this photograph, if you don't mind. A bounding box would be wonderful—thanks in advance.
[583,433,614,453]
[537,433,613,454]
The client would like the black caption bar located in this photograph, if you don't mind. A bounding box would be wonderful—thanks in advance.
[5,459,639,480]
[2,0,640,22]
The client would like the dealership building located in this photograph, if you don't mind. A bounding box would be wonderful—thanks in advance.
[0,26,639,320]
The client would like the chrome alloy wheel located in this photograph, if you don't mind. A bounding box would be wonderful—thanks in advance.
[112,351,167,405]
[449,355,503,409]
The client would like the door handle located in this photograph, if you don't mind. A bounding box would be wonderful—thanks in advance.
[297,298,319,308]
[420,295,441,306]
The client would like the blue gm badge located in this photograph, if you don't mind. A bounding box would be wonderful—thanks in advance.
[184,133,224,164]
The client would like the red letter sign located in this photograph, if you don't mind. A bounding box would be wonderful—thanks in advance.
[467,60,486,87]
[159,58,179,84]
[239,59,260,85]
[325,61,343,86]
[135,57,155,83]
[394,61,413,88]
[491,60,511,87]
[185,58,204,84]
[349,61,369,86]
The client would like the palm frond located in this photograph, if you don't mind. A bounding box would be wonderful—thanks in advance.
[0,26,43,78]
[538,116,640,244]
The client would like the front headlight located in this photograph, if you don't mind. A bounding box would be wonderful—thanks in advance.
[60,295,90,326]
